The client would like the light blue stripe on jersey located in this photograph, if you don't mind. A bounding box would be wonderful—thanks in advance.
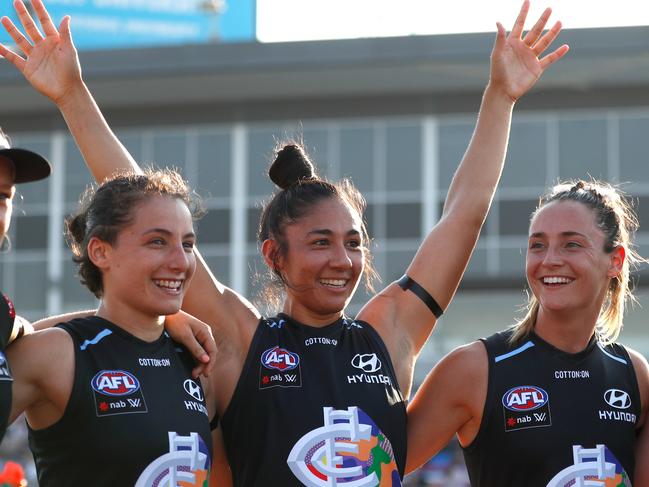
[597,342,628,365]
[80,329,113,351]
[494,341,535,363]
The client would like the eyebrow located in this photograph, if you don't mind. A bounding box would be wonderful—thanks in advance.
[143,228,196,239]
[307,229,361,237]
[529,231,587,239]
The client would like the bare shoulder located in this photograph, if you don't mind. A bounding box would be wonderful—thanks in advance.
[442,340,488,374]
[626,346,649,376]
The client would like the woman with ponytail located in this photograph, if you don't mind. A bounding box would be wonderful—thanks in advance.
[0,0,568,484]
[407,180,649,486]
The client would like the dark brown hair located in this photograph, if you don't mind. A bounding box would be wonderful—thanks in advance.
[66,168,202,298]
[257,143,378,309]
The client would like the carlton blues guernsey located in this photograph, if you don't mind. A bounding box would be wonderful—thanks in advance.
[28,316,213,486]
[0,293,16,443]
[221,313,407,487]
[463,330,640,487]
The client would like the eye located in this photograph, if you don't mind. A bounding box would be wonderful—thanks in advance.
[347,239,361,249]
[313,239,329,246]
[0,192,11,201]
[529,241,544,250]
[149,237,165,246]
[183,240,195,251]
[566,241,582,248]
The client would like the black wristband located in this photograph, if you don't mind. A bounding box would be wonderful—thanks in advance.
[397,274,444,318]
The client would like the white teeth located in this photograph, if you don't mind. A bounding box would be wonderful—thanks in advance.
[154,279,182,290]
[320,279,347,287]
[543,276,572,285]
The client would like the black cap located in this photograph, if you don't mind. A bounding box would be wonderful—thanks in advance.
[0,134,51,184]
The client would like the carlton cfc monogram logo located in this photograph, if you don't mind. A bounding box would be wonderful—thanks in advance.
[287,407,380,486]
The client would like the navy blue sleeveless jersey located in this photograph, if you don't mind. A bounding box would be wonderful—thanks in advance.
[221,314,407,487]
[28,316,213,487]
[463,330,640,487]
[0,293,16,443]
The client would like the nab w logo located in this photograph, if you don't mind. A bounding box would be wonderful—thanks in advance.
[351,353,381,373]
[604,389,631,409]
[287,407,379,486]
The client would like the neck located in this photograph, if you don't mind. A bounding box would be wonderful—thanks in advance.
[533,306,599,353]
[282,300,344,327]
[96,298,165,342]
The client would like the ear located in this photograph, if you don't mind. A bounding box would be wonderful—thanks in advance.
[261,238,282,272]
[87,236,113,270]
[607,246,626,278]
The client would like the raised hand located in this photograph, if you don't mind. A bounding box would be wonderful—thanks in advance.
[0,0,82,105]
[490,0,569,102]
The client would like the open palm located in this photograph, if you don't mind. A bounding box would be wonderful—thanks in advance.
[0,0,81,104]
[490,1,568,102]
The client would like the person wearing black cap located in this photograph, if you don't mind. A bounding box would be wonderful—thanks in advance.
[0,126,51,444]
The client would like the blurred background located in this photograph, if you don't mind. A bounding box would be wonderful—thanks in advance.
[2,0,649,485]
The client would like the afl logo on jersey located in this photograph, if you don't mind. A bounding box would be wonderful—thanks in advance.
[261,346,300,371]
[91,370,140,396]
[502,385,549,411]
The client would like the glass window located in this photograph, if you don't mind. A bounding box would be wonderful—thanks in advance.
[499,246,527,276]
[13,260,47,311]
[635,196,649,232]
[619,116,649,184]
[384,248,417,283]
[558,119,607,181]
[301,127,331,177]
[14,215,48,250]
[204,255,231,289]
[386,124,421,192]
[196,209,230,244]
[464,248,488,277]
[64,137,94,203]
[438,122,473,190]
[196,132,232,199]
[151,131,187,173]
[115,130,144,162]
[63,260,96,308]
[386,203,421,239]
[247,207,262,243]
[503,121,547,188]
[339,126,374,193]
[9,135,51,205]
[498,199,537,236]
[248,128,279,197]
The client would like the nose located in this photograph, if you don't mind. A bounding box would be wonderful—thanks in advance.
[168,242,193,274]
[329,242,353,269]
[542,244,563,267]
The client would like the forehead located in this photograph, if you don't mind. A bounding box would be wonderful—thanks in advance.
[530,200,599,235]
[294,197,361,229]
[125,195,193,232]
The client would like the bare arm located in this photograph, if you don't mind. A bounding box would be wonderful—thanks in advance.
[406,341,488,473]
[359,1,569,377]
[630,348,649,483]
[0,0,260,347]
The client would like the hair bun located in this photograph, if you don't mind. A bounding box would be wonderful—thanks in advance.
[269,144,317,190]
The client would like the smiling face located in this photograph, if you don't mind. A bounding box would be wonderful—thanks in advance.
[526,200,623,319]
[0,157,16,241]
[95,195,197,323]
[268,196,365,324]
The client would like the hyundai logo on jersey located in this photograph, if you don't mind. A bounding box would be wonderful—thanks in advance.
[351,353,382,373]
[261,346,300,371]
[604,389,631,410]
[502,385,552,432]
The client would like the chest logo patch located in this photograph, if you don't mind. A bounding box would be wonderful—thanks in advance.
[604,389,631,410]
[546,444,631,487]
[135,432,211,487]
[287,406,402,486]
[259,346,302,389]
[352,353,382,373]
[502,385,552,432]
[91,370,148,417]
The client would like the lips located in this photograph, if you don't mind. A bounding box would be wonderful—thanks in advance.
[319,278,348,288]
[153,279,183,291]
[542,276,574,285]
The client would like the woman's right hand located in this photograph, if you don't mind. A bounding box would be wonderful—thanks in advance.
[0,0,83,105]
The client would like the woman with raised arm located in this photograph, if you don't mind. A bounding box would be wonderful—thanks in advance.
[0,0,568,484]
[407,180,649,486]
[0,127,51,444]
